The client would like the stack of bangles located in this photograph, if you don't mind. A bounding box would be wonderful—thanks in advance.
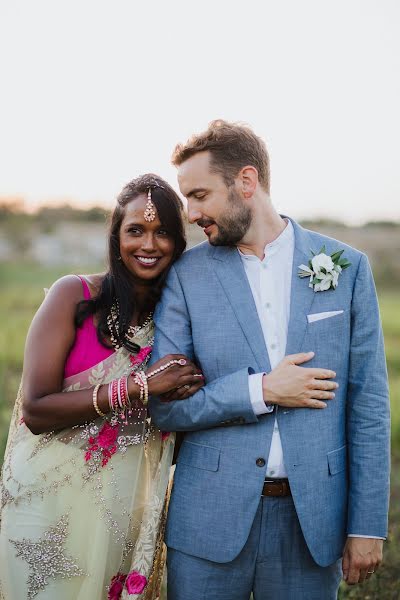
[92,358,189,420]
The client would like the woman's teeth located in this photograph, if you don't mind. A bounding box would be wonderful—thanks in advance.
[135,256,159,265]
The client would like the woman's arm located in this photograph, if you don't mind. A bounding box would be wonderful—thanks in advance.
[22,275,203,434]
[22,275,112,433]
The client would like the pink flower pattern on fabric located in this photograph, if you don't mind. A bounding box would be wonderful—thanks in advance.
[125,570,148,594]
[97,421,119,448]
[108,572,126,599]
[85,422,119,467]
[130,346,152,367]
[108,570,147,599]
[161,431,170,441]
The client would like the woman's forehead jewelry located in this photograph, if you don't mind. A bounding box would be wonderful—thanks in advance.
[144,187,156,222]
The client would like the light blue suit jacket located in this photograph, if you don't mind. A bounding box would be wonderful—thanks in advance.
[149,219,390,567]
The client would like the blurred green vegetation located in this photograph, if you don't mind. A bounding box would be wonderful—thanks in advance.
[0,262,399,599]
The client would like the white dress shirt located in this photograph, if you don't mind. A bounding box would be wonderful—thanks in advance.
[241,219,294,479]
[240,219,383,539]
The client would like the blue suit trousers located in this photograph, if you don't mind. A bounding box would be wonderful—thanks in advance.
[167,496,342,600]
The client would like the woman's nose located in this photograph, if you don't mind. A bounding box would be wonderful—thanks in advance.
[141,233,156,251]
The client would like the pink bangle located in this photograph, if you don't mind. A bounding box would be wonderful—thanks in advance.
[108,379,119,412]
[121,376,130,408]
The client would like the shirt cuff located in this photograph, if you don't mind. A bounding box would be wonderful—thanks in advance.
[347,535,386,540]
[249,373,274,416]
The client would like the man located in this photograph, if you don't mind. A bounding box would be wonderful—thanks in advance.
[149,120,390,599]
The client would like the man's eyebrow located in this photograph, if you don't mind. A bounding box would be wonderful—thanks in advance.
[185,187,207,198]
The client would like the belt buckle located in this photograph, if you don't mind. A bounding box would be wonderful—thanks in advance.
[263,478,287,497]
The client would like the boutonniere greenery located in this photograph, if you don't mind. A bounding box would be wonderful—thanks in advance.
[298,246,351,292]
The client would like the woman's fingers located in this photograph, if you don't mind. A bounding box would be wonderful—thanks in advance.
[176,382,204,400]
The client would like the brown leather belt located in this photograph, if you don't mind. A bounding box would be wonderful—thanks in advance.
[262,478,291,497]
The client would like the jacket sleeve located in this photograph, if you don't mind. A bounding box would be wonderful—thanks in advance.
[148,265,259,431]
[346,253,390,538]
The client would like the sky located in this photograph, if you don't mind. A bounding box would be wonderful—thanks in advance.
[0,0,399,224]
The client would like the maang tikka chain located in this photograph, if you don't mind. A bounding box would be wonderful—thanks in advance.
[144,188,156,222]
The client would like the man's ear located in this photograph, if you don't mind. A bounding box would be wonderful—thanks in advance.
[238,166,258,199]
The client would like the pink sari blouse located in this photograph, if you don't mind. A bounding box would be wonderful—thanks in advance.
[64,276,114,379]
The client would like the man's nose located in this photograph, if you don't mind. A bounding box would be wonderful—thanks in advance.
[187,202,202,224]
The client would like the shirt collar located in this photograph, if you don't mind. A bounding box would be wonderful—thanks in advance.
[238,218,294,262]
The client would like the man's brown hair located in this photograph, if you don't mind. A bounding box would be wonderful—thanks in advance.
[172,119,270,193]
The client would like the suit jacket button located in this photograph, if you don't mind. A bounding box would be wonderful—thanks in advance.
[256,458,266,467]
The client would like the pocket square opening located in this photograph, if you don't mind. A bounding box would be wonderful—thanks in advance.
[307,310,344,323]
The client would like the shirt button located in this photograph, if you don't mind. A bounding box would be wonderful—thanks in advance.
[262,263,268,270]
[256,458,266,467]
[270,343,277,350]
[265,302,271,309]
[268,469,276,476]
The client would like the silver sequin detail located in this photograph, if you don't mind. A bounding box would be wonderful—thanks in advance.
[9,514,85,599]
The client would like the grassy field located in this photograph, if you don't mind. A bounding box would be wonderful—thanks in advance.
[1,262,399,599]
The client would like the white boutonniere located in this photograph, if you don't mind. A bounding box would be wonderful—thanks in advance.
[298,246,351,292]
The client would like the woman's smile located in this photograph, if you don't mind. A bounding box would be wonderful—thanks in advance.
[133,255,162,267]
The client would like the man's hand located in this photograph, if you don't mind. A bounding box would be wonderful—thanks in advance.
[262,352,338,409]
[342,537,383,585]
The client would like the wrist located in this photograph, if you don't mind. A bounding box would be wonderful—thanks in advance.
[127,375,141,401]
[262,374,277,405]
[96,384,111,415]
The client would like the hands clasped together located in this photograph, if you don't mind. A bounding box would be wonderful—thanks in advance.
[142,354,204,400]
[147,349,340,411]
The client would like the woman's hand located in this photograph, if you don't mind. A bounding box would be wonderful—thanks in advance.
[145,354,204,399]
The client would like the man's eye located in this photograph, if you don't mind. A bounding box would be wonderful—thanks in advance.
[195,194,206,200]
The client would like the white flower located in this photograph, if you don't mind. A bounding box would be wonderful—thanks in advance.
[298,246,351,293]
[311,253,334,276]
[314,273,334,292]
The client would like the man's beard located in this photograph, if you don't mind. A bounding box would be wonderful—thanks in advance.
[202,187,252,247]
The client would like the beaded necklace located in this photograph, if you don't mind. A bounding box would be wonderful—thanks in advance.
[106,300,153,351]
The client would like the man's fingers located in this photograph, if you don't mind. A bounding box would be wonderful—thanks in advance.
[342,552,350,582]
[346,565,361,585]
[359,569,369,583]
[307,368,337,380]
[311,379,338,391]
[284,352,315,365]
[306,399,327,409]
[310,390,335,400]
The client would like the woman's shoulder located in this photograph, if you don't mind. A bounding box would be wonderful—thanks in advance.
[48,273,105,298]
[42,274,101,311]
[80,273,106,298]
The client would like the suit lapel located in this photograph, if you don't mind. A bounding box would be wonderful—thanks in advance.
[285,220,317,355]
[212,246,270,373]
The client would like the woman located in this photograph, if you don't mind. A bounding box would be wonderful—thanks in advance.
[0,174,203,600]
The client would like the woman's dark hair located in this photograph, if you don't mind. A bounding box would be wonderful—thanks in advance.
[75,174,186,352]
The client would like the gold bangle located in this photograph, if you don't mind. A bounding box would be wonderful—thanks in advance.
[92,384,106,418]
